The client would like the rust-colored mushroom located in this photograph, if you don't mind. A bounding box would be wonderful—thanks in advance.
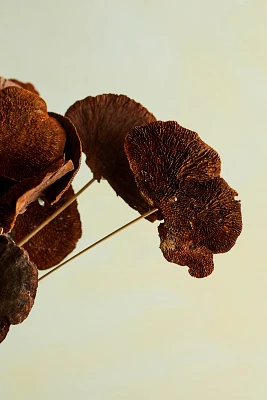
[12,186,82,270]
[0,86,65,181]
[0,235,38,343]
[0,86,81,232]
[125,121,242,278]
[65,94,160,221]
[124,121,221,207]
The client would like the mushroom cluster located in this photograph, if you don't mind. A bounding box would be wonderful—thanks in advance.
[0,77,242,343]
[0,78,82,343]
[66,97,242,278]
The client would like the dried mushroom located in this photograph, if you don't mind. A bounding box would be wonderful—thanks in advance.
[0,235,38,343]
[65,94,160,221]
[0,86,81,232]
[12,186,82,270]
[125,121,242,278]
[124,121,221,207]
[0,86,65,181]
[0,74,243,350]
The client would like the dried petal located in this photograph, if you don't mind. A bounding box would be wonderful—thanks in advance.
[12,186,82,270]
[0,235,38,343]
[66,94,159,221]
[0,158,74,233]
[172,178,243,254]
[0,86,66,181]
[124,121,221,207]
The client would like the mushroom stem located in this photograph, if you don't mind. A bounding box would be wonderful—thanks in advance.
[18,178,96,246]
[38,207,158,282]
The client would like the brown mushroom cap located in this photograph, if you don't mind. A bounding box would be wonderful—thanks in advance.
[0,235,38,343]
[65,94,160,221]
[124,121,221,207]
[0,86,82,232]
[0,86,66,182]
[12,186,82,270]
[125,121,242,278]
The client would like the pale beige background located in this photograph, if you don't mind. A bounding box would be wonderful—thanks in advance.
[0,0,266,399]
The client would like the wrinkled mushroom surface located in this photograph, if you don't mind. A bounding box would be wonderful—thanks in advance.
[0,86,66,181]
[158,178,242,278]
[125,121,221,207]
[125,121,242,278]
[0,86,81,232]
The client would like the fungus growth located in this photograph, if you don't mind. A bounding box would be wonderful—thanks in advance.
[65,94,160,221]
[0,76,242,343]
[124,121,242,278]
[0,85,81,233]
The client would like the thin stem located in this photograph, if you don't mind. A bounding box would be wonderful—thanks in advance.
[38,207,158,282]
[18,178,96,247]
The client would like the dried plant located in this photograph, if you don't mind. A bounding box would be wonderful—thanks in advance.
[0,76,242,343]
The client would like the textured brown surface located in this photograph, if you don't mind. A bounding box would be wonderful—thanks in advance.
[125,121,221,207]
[12,186,82,270]
[0,86,66,181]
[125,121,242,278]
[158,178,242,278]
[0,77,39,95]
[170,178,242,254]
[158,222,214,278]
[0,85,82,232]
[66,94,159,221]
[0,235,38,343]
[0,158,74,233]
